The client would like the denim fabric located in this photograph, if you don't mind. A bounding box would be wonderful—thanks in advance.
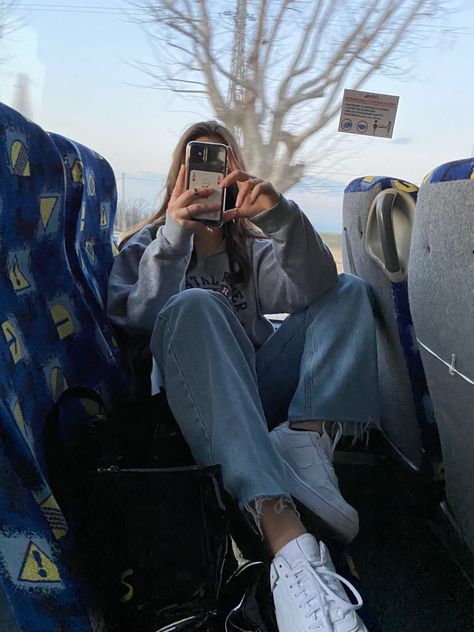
[150,273,379,507]
[257,273,379,429]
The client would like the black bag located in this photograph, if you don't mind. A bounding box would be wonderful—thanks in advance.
[43,388,232,630]
[94,465,232,630]
[44,387,278,631]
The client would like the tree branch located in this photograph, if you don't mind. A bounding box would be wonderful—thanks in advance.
[276,0,327,105]
[135,0,450,191]
[294,0,430,146]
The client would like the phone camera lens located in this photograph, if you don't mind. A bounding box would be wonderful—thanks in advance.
[191,144,207,162]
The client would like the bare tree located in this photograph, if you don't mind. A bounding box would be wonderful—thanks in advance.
[0,1,20,45]
[135,0,450,191]
[116,197,153,233]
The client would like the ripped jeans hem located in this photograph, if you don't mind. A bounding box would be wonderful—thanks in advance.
[240,494,298,538]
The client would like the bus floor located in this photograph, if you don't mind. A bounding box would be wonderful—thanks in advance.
[327,438,474,632]
[2,435,473,631]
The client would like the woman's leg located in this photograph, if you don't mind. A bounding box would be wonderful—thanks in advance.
[150,288,298,531]
[257,273,379,428]
[257,273,379,543]
[289,273,379,425]
[151,287,368,632]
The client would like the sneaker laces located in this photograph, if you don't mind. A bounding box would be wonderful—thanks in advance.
[286,557,363,631]
[322,421,343,457]
[315,422,342,487]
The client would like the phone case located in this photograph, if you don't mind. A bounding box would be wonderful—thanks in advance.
[185,142,227,225]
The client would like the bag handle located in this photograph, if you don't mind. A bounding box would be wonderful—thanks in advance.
[43,386,122,513]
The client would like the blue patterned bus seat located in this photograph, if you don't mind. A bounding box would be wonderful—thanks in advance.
[344,175,419,195]
[0,101,129,436]
[56,135,118,309]
[49,132,127,370]
[342,175,436,471]
[0,398,100,632]
[0,102,128,630]
[422,157,474,184]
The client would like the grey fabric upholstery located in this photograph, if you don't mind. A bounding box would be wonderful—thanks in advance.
[408,176,474,551]
[343,182,423,469]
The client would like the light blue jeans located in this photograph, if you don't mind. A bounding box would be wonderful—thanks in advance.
[150,273,379,511]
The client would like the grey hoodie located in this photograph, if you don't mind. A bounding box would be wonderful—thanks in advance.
[106,195,338,349]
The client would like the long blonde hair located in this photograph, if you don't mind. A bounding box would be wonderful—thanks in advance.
[120,120,263,285]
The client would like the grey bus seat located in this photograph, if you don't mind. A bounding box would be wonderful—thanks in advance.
[408,158,474,551]
[343,176,438,472]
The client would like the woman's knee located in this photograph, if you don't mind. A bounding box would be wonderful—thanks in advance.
[152,289,229,359]
[337,273,372,299]
[160,288,228,318]
[303,273,375,319]
[336,273,377,312]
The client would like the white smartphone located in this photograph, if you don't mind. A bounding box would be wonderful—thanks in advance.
[185,141,228,227]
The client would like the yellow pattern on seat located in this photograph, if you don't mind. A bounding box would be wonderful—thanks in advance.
[50,304,74,339]
[49,366,68,400]
[19,542,61,583]
[2,320,22,363]
[393,179,418,193]
[71,159,84,183]
[12,400,27,436]
[40,196,58,229]
[422,170,433,184]
[100,204,108,227]
[10,140,30,176]
[9,255,30,291]
[40,496,68,540]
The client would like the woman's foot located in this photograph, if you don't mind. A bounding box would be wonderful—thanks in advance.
[270,422,359,543]
[271,533,368,631]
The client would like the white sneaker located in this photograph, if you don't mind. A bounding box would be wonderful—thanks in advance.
[271,534,368,632]
[270,422,359,542]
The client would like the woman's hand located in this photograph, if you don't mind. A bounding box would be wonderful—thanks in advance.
[220,147,281,222]
[167,164,219,233]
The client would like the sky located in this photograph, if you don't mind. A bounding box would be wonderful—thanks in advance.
[1,0,474,232]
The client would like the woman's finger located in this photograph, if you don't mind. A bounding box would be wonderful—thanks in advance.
[235,179,254,209]
[171,206,217,234]
[176,202,221,220]
[249,180,270,204]
[227,145,243,173]
[188,202,221,216]
[220,168,251,189]
[236,177,264,208]
[171,164,186,199]
[174,186,215,209]
[249,181,280,207]
[222,208,238,223]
